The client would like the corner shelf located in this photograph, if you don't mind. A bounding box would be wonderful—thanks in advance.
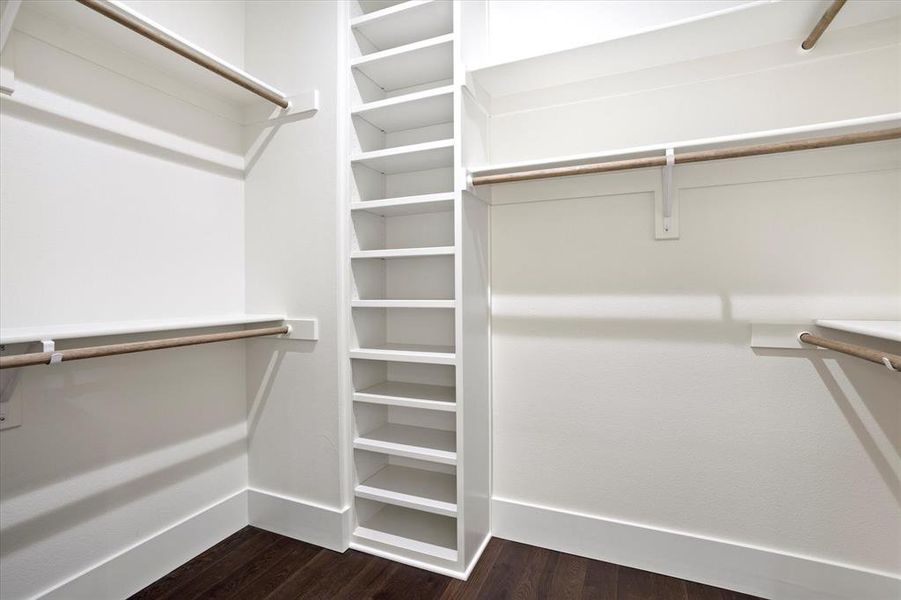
[352,1,453,53]
[354,423,457,464]
[351,139,454,174]
[355,381,456,411]
[351,33,454,91]
[815,320,901,342]
[356,464,457,517]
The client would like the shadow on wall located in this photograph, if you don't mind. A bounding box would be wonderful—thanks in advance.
[0,435,246,560]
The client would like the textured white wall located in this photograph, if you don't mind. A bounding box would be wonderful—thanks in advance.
[243,0,344,510]
[0,3,248,599]
[488,2,901,580]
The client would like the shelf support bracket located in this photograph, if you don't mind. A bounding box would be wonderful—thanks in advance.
[655,147,679,240]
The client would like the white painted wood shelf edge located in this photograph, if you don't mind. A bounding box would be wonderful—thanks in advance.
[815,320,901,343]
[0,314,288,345]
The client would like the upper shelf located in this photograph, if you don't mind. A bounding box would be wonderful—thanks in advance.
[815,320,901,343]
[351,34,453,92]
[469,113,901,179]
[351,1,453,53]
[17,0,290,109]
[0,314,286,345]
[352,139,454,174]
[470,0,901,99]
[352,86,454,132]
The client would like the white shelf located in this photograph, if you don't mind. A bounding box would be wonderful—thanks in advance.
[351,246,455,259]
[356,464,457,517]
[0,314,286,345]
[354,504,458,562]
[470,1,901,98]
[351,33,453,92]
[815,320,901,343]
[354,423,456,464]
[357,1,407,15]
[352,300,455,309]
[350,192,454,217]
[20,0,289,108]
[352,139,454,174]
[355,381,456,412]
[352,1,453,53]
[470,113,901,182]
[349,343,456,365]
[352,86,454,132]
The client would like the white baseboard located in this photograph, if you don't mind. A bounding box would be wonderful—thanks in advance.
[247,488,350,552]
[492,497,900,600]
[39,490,248,600]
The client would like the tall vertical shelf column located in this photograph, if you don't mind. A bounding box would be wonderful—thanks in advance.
[344,0,491,578]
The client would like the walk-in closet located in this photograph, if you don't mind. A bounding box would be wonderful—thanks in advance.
[0,1,898,599]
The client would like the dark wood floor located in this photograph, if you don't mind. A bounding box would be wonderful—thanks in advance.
[129,526,762,600]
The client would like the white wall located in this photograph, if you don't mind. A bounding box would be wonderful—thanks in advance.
[0,3,249,599]
[485,0,752,65]
[243,0,345,515]
[486,0,901,591]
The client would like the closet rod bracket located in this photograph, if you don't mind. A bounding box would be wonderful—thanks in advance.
[655,147,679,240]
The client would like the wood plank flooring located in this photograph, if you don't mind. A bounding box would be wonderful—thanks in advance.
[129,526,763,600]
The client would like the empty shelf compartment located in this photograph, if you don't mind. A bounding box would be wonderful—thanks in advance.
[352,1,453,54]
[354,503,458,562]
[356,464,457,516]
[355,381,456,411]
[351,34,453,92]
[354,423,456,464]
[350,343,456,365]
[350,192,455,217]
[353,87,454,132]
[351,140,454,175]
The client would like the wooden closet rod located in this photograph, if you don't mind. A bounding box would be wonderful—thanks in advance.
[801,0,847,51]
[0,325,289,369]
[799,332,901,371]
[470,127,901,186]
[75,0,291,109]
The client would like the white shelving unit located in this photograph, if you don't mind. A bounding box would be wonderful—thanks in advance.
[345,0,490,578]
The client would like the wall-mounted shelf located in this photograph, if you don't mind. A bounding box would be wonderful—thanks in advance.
[356,464,457,517]
[351,246,455,259]
[351,33,453,92]
[352,139,454,174]
[469,1,901,98]
[815,320,901,342]
[469,113,901,186]
[0,314,288,345]
[350,192,454,217]
[352,86,454,132]
[350,344,456,365]
[354,423,457,464]
[19,0,290,109]
[352,1,452,53]
[355,381,456,412]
